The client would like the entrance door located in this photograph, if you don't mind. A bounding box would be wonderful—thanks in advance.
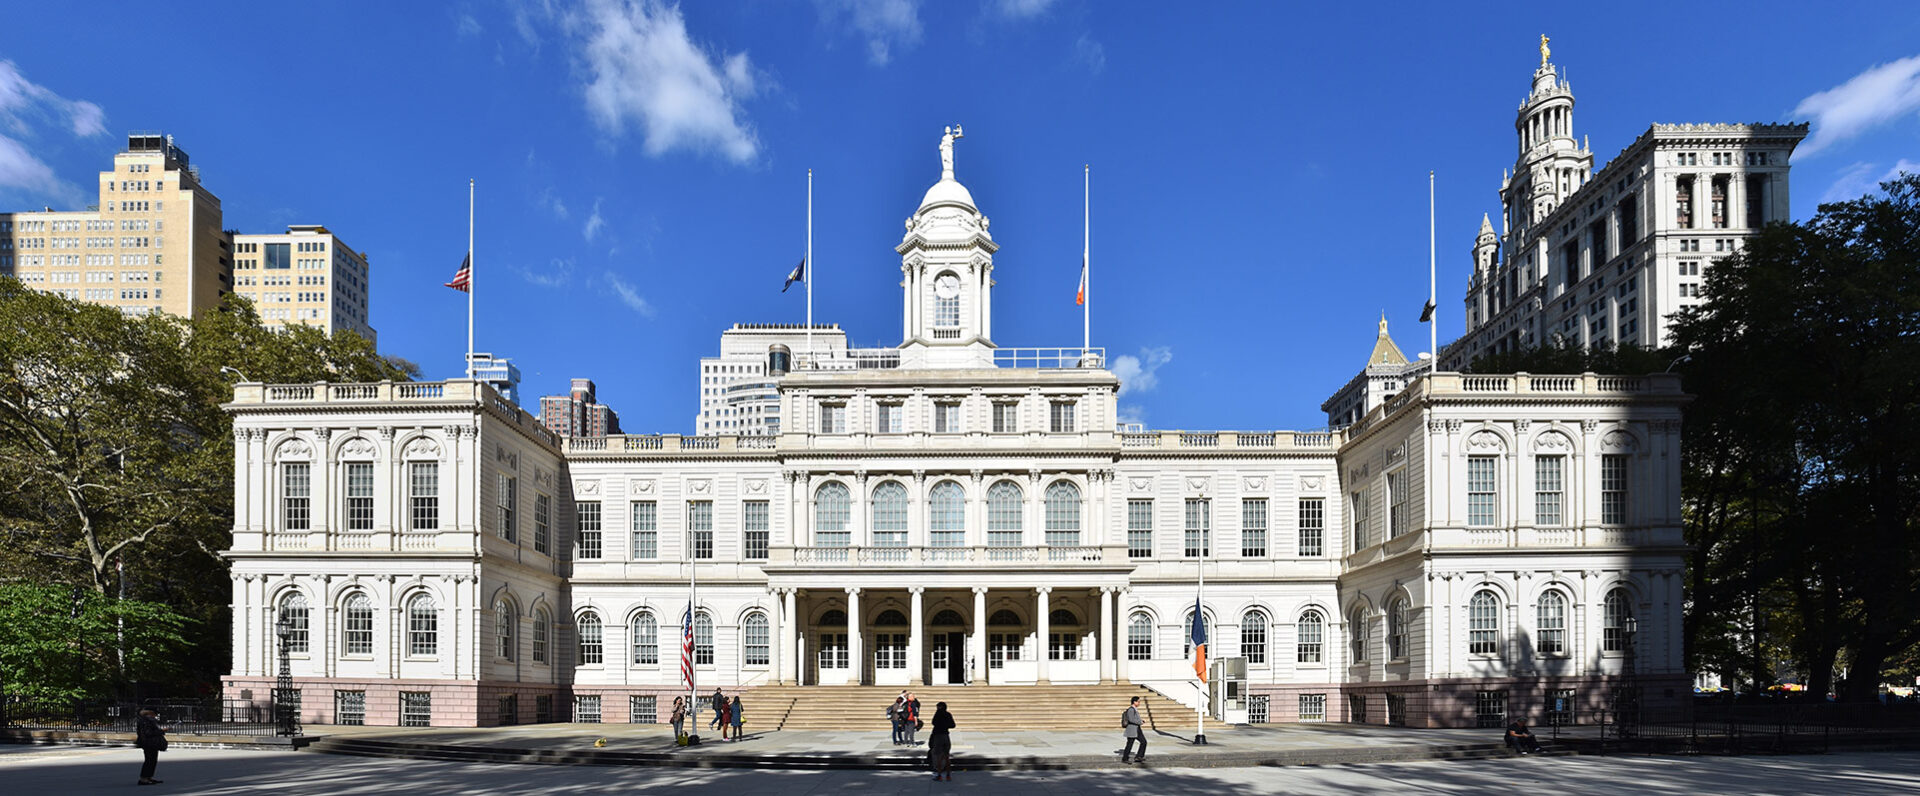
[945,632,966,684]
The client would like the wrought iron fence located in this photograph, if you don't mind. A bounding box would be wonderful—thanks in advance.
[1598,702,1920,755]
[2,697,283,736]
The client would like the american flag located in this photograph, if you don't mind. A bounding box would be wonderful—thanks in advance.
[680,606,695,690]
[444,253,471,293]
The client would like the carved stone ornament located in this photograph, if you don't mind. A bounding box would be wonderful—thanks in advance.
[1186,476,1209,492]
[746,479,768,495]
[1514,419,1531,434]
[1128,476,1153,493]
[338,436,378,459]
[314,428,331,442]
[1386,443,1406,464]
[377,426,395,440]
[1582,419,1599,434]
[1532,430,1573,453]
[275,438,312,460]
[576,480,601,496]
[688,479,713,495]
[1600,429,1639,453]
[1446,419,1464,433]
[1244,476,1266,491]
[1467,430,1506,453]
[1301,475,1325,493]
[402,437,441,459]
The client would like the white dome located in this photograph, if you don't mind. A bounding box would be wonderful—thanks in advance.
[918,177,976,213]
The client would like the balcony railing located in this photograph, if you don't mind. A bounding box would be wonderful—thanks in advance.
[1357,372,1684,436]
[1119,430,1338,451]
[564,434,779,455]
[793,346,1107,371]
[769,544,1125,567]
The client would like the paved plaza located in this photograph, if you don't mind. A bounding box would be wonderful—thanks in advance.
[4,744,1919,794]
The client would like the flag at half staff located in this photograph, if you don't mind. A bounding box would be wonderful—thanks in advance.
[1076,251,1088,306]
[1419,298,1436,324]
[783,257,806,293]
[1190,595,1208,683]
[680,606,696,690]
[445,253,472,293]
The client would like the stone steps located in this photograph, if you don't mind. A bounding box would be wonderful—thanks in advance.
[741,683,1190,731]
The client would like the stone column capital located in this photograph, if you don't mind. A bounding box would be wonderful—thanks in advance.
[845,586,863,596]
[971,586,989,596]
[908,586,926,596]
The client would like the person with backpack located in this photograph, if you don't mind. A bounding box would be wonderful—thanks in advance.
[887,695,905,744]
[1120,696,1147,763]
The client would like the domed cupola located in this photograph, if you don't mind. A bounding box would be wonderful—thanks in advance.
[903,125,995,246]
[897,125,999,369]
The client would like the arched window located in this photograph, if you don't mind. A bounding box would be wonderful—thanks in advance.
[577,611,603,665]
[744,611,770,666]
[934,271,960,330]
[1044,481,1081,547]
[342,593,373,656]
[1603,588,1633,652]
[1349,608,1369,663]
[631,612,658,665]
[533,609,549,663]
[1537,591,1568,655]
[818,609,848,627]
[814,482,850,547]
[930,609,965,626]
[1048,608,1080,626]
[1294,610,1322,664]
[278,592,310,654]
[1243,609,1270,664]
[1387,599,1408,660]
[495,599,515,660]
[1127,612,1153,660]
[694,611,714,665]
[989,609,1022,626]
[871,482,908,547]
[1469,590,1499,655]
[875,609,909,626]
[987,481,1023,547]
[929,481,965,548]
[407,593,438,657]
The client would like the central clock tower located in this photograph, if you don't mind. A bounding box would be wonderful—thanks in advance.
[898,125,998,369]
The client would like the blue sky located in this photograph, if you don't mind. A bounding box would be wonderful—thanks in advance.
[3,1,1917,431]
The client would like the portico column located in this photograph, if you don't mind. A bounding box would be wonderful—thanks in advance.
[1099,586,1115,683]
[1115,588,1131,683]
[845,587,862,685]
[908,586,926,685]
[971,587,987,686]
[781,588,799,685]
[1035,586,1052,684]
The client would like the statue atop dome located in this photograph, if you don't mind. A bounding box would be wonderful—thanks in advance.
[940,124,964,180]
[1539,34,1550,67]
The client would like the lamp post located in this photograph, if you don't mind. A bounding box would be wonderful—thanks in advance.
[1614,615,1640,739]
[274,614,299,736]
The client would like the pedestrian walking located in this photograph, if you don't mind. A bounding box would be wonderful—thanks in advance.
[134,708,169,786]
[730,693,744,740]
[904,691,922,746]
[709,687,725,731]
[927,701,955,781]
[1120,696,1147,763]
[888,696,905,745]
[670,697,687,745]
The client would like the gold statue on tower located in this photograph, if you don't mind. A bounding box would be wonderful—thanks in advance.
[1540,34,1551,66]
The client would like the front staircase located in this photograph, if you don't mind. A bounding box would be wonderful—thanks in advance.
[743,682,1190,732]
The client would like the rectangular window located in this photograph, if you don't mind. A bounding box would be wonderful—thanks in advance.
[1183,498,1211,558]
[1048,632,1081,661]
[876,402,900,433]
[989,633,1020,668]
[344,462,373,531]
[1387,471,1408,537]
[1299,694,1327,722]
[688,500,713,559]
[992,401,1016,432]
[282,463,310,531]
[1467,456,1497,527]
[1545,689,1576,727]
[1348,694,1368,724]
[534,494,551,554]
[743,501,769,560]
[409,461,439,531]
[498,695,519,726]
[1049,401,1076,433]
[574,695,602,724]
[934,402,960,433]
[536,695,554,723]
[1127,499,1154,558]
[630,501,657,559]
[1297,498,1324,557]
[875,633,908,668]
[400,692,432,727]
[1601,454,1628,524]
[334,690,366,726]
[1535,455,1565,526]
[629,695,657,724]
[344,602,373,655]
[1386,694,1407,727]
[577,501,602,559]
[1240,498,1268,558]
[497,474,517,542]
[1475,691,1507,729]
[819,403,845,434]
[1351,489,1369,551]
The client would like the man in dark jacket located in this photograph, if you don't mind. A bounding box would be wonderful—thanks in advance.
[1121,696,1147,763]
[135,708,169,785]
[709,688,725,730]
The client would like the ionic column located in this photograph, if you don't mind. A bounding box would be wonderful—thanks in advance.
[1099,586,1115,683]
[971,587,987,686]
[1035,586,1052,684]
[908,586,926,685]
[845,587,862,685]
[780,588,799,685]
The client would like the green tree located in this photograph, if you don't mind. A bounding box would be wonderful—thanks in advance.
[0,584,191,702]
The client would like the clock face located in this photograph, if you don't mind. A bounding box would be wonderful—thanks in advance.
[934,274,960,299]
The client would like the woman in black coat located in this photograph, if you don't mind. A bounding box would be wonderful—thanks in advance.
[927,702,955,781]
[135,708,169,785]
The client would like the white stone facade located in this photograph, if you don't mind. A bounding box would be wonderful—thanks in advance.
[222,135,1691,729]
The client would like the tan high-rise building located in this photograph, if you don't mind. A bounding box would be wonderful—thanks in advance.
[231,225,375,343]
[0,133,230,317]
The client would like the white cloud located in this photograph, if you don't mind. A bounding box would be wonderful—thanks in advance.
[0,134,66,199]
[456,11,483,38]
[1110,345,1172,397]
[994,0,1056,18]
[814,0,922,66]
[1823,159,1920,201]
[538,187,569,219]
[603,271,656,317]
[570,0,761,164]
[516,257,575,288]
[1116,404,1145,428]
[1791,54,1920,159]
[1073,33,1106,75]
[0,60,106,204]
[583,198,605,240]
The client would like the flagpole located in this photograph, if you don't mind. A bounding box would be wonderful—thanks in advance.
[1083,164,1090,354]
[1429,171,1437,369]
[690,534,699,734]
[1196,512,1207,745]
[466,178,475,379]
[806,168,813,366]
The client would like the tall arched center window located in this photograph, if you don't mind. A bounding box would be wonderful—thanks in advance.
[578,611,604,665]
[1469,590,1500,655]
[814,482,850,548]
[1537,591,1568,655]
[278,592,310,654]
[1044,481,1081,547]
[871,482,908,547]
[631,612,658,665]
[929,481,965,548]
[342,593,373,656]
[1294,610,1321,664]
[1603,588,1633,652]
[987,481,1023,548]
[1127,612,1154,660]
[407,594,438,657]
